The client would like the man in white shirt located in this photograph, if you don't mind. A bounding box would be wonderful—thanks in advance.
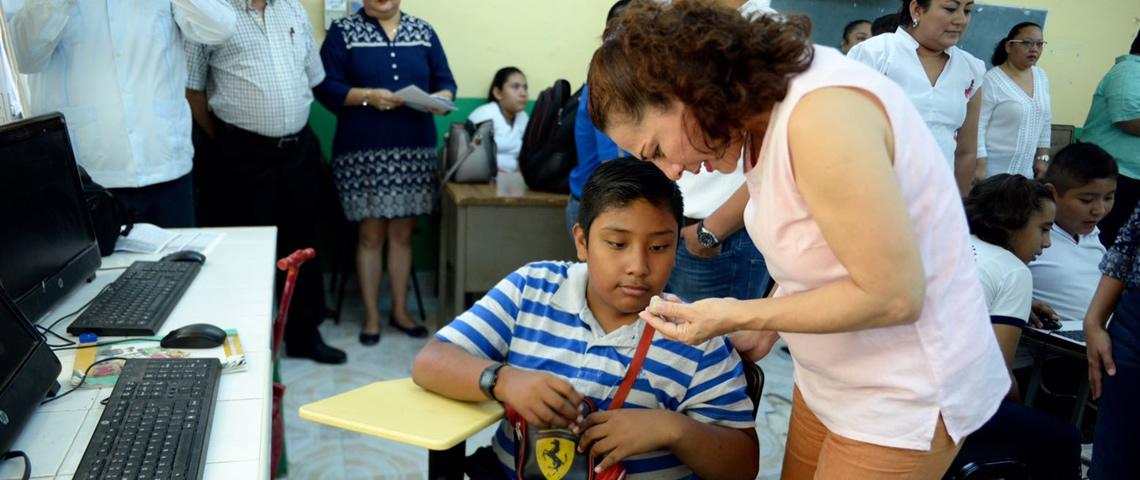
[4,0,236,227]
[185,0,343,364]
[1031,143,1119,323]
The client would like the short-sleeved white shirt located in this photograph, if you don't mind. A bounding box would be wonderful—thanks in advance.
[1029,225,1106,323]
[971,236,1033,326]
[848,28,986,167]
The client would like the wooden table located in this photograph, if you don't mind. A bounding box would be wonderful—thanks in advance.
[298,378,503,480]
[437,183,576,324]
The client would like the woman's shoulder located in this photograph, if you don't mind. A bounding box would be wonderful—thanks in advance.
[951,46,986,78]
[400,13,438,33]
[468,103,500,122]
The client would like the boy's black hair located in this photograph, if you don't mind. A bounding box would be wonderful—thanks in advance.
[577,158,683,241]
[871,13,899,36]
[965,174,1054,251]
[1043,142,1118,195]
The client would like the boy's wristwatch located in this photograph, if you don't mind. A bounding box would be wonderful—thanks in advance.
[696,219,722,249]
[479,363,507,400]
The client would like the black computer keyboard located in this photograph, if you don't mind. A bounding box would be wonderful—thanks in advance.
[1054,329,1086,343]
[68,261,201,337]
[74,358,222,480]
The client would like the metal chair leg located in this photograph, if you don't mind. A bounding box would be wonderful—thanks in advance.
[411,259,426,323]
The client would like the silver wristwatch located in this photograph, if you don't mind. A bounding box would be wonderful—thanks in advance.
[696,219,722,249]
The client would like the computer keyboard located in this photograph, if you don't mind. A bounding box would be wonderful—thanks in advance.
[68,261,201,337]
[74,358,221,480]
[1054,330,1086,344]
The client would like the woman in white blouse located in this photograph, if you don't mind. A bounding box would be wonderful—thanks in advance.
[467,67,530,172]
[977,22,1052,180]
[849,0,985,196]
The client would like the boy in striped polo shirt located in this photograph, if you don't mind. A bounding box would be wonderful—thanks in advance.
[413,159,759,479]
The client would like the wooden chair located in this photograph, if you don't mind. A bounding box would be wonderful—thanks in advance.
[1050,124,1076,156]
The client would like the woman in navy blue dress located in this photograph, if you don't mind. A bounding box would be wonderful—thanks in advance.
[315,0,455,344]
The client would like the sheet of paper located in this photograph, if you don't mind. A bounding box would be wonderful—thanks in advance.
[160,231,225,256]
[393,85,456,113]
[114,223,177,254]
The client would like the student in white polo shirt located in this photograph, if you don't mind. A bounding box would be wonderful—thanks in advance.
[413,159,758,479]
[1031,143,1119,324]
[849,0,986,196]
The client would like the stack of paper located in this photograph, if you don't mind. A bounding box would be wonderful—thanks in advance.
[394,85,456,113]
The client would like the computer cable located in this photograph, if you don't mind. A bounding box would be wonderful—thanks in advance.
[50,338,159,352]
[40,356,128,406]
[0,451,30,480]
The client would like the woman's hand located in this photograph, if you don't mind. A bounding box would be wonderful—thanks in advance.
[1085,323,1115,399]
[575,409,678,473]
[639,295,741,345]
[495,366,584,429]
[368,88,404,111]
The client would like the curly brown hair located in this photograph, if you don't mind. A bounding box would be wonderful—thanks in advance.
[587,0,814,156]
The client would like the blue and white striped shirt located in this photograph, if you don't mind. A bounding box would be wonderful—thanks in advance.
[436,262,754,479]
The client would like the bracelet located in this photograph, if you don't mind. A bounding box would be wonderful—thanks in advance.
[1036,154,1050,163]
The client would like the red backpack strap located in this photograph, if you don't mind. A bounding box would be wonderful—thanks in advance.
[609,322,656,410]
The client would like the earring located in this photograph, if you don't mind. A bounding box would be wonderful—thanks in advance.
[912,19,919,28]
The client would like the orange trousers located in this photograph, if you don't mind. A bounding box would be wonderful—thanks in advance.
[780,387,963,479]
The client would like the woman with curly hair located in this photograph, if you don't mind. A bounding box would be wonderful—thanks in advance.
[588,1,1008,477]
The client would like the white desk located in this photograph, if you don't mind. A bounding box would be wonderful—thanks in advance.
[1,227,277,480]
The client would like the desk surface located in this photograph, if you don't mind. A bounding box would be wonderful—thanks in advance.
[447,182,569,207]
[298,378,503,451]
[2,227,277,480]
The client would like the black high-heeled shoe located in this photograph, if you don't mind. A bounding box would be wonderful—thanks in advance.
[389,315,428,338]
[359,330,381,346]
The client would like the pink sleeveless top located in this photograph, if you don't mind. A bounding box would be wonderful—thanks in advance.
[743,47,1008,450]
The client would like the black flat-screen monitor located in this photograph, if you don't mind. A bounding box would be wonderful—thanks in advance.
[0,113,101,322]
[0,282,62,455]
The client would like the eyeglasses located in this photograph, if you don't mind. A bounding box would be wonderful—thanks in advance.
[1008,39,1047,49]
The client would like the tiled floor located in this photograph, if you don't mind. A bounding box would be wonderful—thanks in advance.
[280,277,795,479]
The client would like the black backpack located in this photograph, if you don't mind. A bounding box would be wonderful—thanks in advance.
[518,79,580,194]
[77,166,132,257]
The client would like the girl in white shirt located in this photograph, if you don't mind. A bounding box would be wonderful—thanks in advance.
[467,67,530,172]
[977,22,1053,180]
[954,174,1082,480]
[849,0,986,196]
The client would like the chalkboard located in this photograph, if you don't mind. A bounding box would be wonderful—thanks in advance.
[770,0,1047,68]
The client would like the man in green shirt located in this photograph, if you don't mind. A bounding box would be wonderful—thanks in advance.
[1085,29,1140,247]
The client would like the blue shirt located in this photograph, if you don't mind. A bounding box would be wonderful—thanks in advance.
[313,11,456,156]
[435,262,754,479]
[1081,55,1140,179]
[568,84,625,198]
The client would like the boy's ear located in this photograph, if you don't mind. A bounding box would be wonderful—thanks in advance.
[1044,182,1059,198]
[573,224,588,262]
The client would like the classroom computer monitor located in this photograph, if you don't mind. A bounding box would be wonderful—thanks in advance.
[0,282,62,455]
[0,113,101,322]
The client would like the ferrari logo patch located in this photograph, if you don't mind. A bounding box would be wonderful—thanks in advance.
[536,436,575,480]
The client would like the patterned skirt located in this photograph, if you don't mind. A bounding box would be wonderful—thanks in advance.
[332,146,438,221]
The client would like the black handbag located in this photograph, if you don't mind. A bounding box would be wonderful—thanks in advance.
[77,166,132,256]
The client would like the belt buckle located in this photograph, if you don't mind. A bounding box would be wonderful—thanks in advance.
[275,136,299,149]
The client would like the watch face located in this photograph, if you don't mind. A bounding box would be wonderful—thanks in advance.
[697,226,718,248]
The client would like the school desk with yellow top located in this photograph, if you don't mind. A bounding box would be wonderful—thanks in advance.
[299,378,504,480]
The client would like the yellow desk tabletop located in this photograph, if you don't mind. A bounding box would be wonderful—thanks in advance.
[298,378,505,451]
